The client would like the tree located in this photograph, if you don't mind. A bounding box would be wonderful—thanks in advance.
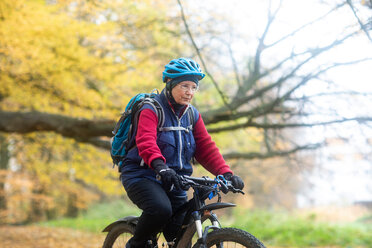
[0,0,371,219]
[0,0,186,223]
[176,0,372,207]
[2,0,371,158]
[0,135,9,223]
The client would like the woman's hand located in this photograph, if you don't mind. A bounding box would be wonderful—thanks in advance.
[152,159,182,191]
[157,168,182,191]
[223,172,245,190]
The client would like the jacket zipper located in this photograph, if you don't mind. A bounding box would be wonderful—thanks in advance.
[177,117,183,170]
[173,105,190,171]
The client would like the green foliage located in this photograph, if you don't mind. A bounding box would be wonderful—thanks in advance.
[232,209,372,247]
[39,199,140,232]
[40,201,372,247]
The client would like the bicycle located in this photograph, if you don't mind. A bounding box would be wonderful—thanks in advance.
[102,175,266,248]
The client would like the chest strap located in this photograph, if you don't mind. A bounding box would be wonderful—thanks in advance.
[159,125,193,133]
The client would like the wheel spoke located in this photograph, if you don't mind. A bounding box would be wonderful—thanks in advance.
[114,232,132,248]
[198,227,265,248]
[102,223,136,248]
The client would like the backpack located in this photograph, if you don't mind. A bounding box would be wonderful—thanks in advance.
[110,90,164,168]
[110,90,196,170]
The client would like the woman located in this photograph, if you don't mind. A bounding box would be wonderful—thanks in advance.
[121,57,244,248]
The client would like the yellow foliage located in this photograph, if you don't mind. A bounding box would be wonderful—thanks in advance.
[0,0,186,223]
[1,0,110,117]
[4,132,120,222]
[0,0,182,118]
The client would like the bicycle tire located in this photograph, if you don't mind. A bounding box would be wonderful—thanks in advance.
[102,222,135,248]
[192,227,266,248]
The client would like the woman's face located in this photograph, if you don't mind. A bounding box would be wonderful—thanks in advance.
[171,81,198,105]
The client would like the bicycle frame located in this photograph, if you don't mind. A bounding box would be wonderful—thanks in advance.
[102,175,241,247]
[175,176,237,247]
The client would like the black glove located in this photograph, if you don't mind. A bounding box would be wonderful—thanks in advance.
[223,172,245,190]
[152,159,181,191]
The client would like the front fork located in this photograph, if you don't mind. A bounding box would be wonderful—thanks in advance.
[192,210,220,247]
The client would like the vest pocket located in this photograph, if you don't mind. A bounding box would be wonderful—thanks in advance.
[157,132,177,165]
[184,132,196,163]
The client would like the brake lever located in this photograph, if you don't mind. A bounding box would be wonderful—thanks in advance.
[226,182,245,195]
[234,188,245,195]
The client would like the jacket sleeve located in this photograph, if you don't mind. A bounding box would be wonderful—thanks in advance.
[193,113,233,176]
[136,108,166,168]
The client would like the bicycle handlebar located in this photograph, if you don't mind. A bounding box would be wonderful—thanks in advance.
[180,175,245,195]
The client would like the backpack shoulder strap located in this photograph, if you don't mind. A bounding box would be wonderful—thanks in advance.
[187,106,195,126]
[187,105,198,130]
[142,97,164,129]
[125,96,163,152]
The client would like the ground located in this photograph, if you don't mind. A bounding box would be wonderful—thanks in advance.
[0,224,364,248]
[0,225,106,248]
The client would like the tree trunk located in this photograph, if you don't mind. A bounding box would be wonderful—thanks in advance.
[66,193,79,218]
[27,186,46,223]
[0,135,9,224]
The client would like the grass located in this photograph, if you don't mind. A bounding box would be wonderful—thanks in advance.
[39,200,372,247]
[38,199,140,232]
[232,209,372,247]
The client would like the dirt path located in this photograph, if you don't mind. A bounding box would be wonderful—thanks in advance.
[0,225,347,248]
[0,225,106,248]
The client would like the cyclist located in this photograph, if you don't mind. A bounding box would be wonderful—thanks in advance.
[121,57,245,248]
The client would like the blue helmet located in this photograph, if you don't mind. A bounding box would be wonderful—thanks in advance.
[162,58,205,82]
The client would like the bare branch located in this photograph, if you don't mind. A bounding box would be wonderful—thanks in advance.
[252,0,283,76]
[176,0,230,107]
[203,104,293,125]
[203,55,370,126]
[288,91,372,101]
[210,36,242,87]
[208,117,372,133]
[266,2,346,48]
[227,40,242,87]
[0,111,113,138]
[228,29,360,111]
[223,142,323,160]
[346,0,372,42]
[84,138,111,149]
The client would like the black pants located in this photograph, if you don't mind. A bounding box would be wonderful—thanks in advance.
[124,179,187,246]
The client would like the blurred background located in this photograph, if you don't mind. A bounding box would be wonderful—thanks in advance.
[0,0,371,247]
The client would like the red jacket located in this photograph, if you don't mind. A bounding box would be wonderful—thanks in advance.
[136,108,233,176]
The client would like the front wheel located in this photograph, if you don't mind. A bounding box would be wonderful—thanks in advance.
[102,222,135,248]
[192,228,266,248]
